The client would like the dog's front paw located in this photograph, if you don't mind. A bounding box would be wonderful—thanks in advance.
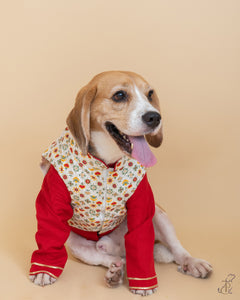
[105,260,124,288]
[178,257,212,278]
[29,273,57,286]
[130,288,157,296]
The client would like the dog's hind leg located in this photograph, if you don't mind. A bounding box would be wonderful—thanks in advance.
[67,231,121,267]
[67,231,125,287]
[153,205,212,278]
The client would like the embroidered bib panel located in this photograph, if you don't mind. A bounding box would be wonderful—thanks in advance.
[42,128,146,234]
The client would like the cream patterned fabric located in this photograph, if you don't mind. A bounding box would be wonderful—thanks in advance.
[42,128,146,234]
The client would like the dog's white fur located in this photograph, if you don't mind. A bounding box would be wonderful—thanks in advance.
[128,85,160,136]
[30,71,212,296]
[90,131,123,165]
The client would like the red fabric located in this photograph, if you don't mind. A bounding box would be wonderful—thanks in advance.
[30,166,73,278]
[125,174,157,290]
[70,226,117,241]
[30,165,157,290]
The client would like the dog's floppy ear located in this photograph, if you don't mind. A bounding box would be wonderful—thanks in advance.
[67,84,97,155]
[145,126,163,148]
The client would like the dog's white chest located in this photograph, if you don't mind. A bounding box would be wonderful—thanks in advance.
[42,128,146,234]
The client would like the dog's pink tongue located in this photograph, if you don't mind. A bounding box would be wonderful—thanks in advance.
[129,136,157,168]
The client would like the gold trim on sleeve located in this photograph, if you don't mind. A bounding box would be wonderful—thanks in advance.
[128,275,157,281]
[31,262,63,270]
[29,270,57,279]
[129,284,158,290]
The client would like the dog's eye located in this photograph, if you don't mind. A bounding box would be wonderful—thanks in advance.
[112,90,128,102]
[148,90,154,101]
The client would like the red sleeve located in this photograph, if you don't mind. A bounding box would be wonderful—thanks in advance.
[125,174,158,291]
[29,165,73,279]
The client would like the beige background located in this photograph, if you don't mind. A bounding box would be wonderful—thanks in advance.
[1,1,240,299]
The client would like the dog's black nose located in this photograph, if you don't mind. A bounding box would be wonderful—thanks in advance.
[142,111,161,129]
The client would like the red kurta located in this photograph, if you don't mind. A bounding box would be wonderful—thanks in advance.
[30,165,158,290]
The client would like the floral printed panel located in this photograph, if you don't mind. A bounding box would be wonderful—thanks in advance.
[42,128,146,234]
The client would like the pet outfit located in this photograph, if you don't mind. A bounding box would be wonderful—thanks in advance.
[30,128,158,291]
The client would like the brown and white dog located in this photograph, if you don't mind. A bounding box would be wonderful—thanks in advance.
[30,71,212,296]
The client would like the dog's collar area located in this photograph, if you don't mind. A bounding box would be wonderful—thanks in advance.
[105,122,133,155]
[88,151,122,171]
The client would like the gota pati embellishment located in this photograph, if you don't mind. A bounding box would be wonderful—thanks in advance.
[128,275,157,281]
[29,270,57,279]
[129,284,158,290]
[31,262,64,270]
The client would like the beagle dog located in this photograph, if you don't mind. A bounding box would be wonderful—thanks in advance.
[29,71,212,296]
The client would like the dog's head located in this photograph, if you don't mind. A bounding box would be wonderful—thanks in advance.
[67,71,163,166]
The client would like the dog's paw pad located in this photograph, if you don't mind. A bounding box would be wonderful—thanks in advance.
[29,273,57,286]
[178,257,212,278]
[105,260,124,288]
